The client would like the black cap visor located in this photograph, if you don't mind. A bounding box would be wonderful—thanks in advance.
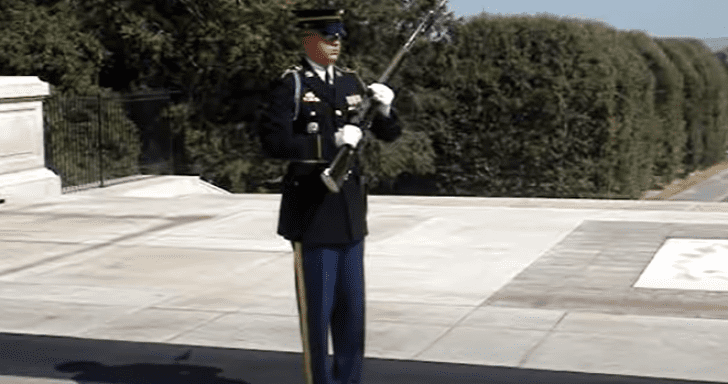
[313,22,347,41]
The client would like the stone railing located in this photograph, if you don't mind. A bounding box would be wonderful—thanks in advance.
[0,77,60,202]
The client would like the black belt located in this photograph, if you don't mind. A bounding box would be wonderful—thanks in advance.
[288,160,363,187]
[288,160,328,177]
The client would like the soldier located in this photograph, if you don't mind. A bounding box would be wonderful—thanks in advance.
[258,8,401,384]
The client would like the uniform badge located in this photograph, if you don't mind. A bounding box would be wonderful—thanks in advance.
[307,122,319,133]
[346,94,362,107]
[302,91,320,103]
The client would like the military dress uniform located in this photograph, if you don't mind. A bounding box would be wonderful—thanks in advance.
[259,25,401,384]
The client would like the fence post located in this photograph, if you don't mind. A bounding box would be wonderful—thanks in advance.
[98,93,104,187]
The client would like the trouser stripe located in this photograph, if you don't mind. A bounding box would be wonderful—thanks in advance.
[293,241,314,384]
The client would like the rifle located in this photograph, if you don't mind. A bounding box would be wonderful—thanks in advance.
[320,0,447,193]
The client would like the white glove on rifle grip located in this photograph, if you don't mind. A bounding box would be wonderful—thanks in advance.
[335,124,363,147]
[368,83,394,117]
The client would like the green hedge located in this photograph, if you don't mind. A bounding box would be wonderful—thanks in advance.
[395,14,728,198]
[624,32,686,185]
[657,39,728,171]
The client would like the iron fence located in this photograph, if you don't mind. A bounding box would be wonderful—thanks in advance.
[43,92,177,192]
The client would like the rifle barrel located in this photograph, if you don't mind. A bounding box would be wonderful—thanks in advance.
[377,0,446,83]
[320,0,447,193]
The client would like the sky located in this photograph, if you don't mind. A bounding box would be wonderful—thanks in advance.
[447,0,728,50]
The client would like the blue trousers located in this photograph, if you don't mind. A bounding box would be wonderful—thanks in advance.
[293,240,365,384]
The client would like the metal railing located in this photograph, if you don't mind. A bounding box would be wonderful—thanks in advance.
[43,92,177,193]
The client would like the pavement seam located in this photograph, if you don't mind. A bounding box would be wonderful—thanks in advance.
[408,303,480,360]
[0,209,203,220]
[0,216,212,278]
[0,239,97,246]
[162,311,231,344]
[516,310,568,367]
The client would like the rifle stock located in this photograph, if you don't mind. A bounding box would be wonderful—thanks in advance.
[320,0,447,193]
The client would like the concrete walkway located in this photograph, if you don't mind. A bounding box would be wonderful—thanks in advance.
[667,167,728,202]
[2,176,728,382]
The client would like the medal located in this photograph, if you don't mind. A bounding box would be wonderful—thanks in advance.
[303,91,320,103]
[346,94,362,107]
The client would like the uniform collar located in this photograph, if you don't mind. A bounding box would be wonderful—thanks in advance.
[305,57,334,84]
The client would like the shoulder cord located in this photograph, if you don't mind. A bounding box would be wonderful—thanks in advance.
[292,71,301,121]
[281,67,303,121]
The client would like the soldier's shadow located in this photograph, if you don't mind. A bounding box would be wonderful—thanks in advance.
[56,360,250,384]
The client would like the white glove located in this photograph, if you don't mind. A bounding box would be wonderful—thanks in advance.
[368,83,394,117]
[335,124,363,147]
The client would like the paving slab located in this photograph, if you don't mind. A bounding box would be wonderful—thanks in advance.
[79,307,226,344]
[415,326,548,366]
[167,312,302,352]
[0,242,88,276]
[155,290,299,315]
[365,321,452,360]
[0,282,171,307]
[0,298,134,338]
[3,177,728,382]
[457,307,566,331]
[367,301,472,327]
[524,312,728,382]
[0,377,74,384]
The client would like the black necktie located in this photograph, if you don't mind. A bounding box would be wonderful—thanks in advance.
[325,70,335,96]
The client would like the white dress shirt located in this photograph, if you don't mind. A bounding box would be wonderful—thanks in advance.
[305,57,334,85]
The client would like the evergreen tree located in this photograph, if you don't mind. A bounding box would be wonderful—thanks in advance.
[0,0,103,93]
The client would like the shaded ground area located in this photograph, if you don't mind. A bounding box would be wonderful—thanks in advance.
[0,333,716,384]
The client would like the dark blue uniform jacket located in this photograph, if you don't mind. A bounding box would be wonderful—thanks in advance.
[260,59,401,244]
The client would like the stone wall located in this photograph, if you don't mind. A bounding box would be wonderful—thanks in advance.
[0,77,60,202]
